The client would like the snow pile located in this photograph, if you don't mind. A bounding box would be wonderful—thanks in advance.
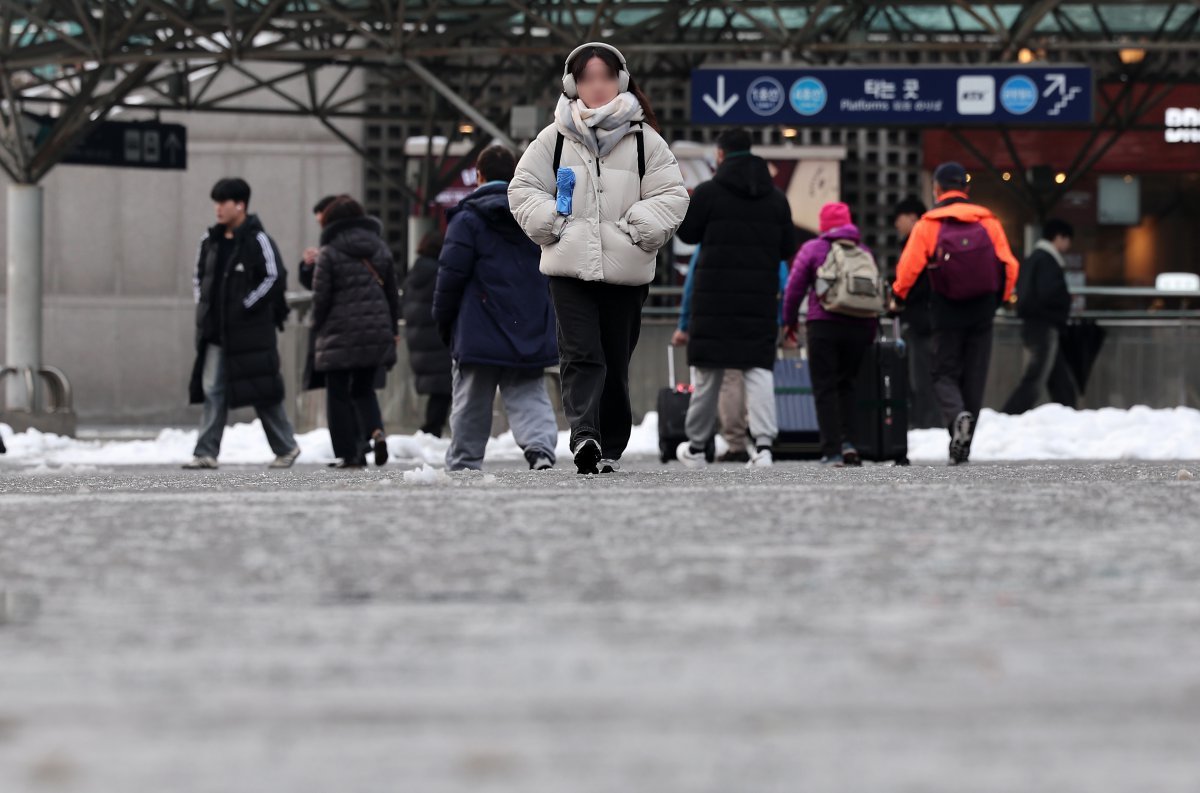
[0,418,660,469]
[401,464,451,485]
[1,404,1198,468]
[908,405,1200,462]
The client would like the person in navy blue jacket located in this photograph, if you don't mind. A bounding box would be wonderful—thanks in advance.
[433,145,560,471]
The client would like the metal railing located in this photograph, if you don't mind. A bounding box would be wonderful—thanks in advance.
[0,365,74,414]
[640,284,1200,321]
[288,285,1200,323]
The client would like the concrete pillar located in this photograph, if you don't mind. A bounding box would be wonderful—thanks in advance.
[5,183,44,410]
[407,215,435,273]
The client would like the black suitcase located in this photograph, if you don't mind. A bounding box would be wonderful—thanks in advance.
[773,352,822,460]
[853,318,910,465]
[657,346,692,463]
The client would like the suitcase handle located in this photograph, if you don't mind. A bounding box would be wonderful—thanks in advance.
[666,345,694,390]
[889,316,906,353]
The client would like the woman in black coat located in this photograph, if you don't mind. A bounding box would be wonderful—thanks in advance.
[312,195,402,468]
[402,231,453,436]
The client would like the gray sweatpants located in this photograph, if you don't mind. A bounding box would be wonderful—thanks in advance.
[719,369,749,453]
[445,363,559,471]
[685,367,778,451]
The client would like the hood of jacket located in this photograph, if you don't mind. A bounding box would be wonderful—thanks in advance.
[712,153,775,200]
[207,212,265,242]
[923,192,997,223]
[450,182,526,242]
[820,223,862,244]
[320,215,385,258]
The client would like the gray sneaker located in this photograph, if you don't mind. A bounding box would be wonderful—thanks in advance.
[269,447,301,469]
[182,456,218,470]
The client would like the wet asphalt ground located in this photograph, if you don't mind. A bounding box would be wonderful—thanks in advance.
[1,459,1199,792]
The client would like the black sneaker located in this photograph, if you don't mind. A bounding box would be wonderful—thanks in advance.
[573,438,601,475]
[372,431,389,467]
[949,411,975,465]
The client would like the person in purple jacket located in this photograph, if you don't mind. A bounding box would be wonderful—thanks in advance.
[781,202,879,466]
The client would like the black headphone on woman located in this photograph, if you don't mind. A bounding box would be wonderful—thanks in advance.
[561,42,631,98]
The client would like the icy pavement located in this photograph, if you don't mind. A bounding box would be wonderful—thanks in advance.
[1,460,1199,792]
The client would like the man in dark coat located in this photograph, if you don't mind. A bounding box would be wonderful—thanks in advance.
[892,196,940,429]
[185,178,300,470]
[403,231,453,436]
[672,128,796,469]
[1002,218,1079,414]
[433,144,559,471]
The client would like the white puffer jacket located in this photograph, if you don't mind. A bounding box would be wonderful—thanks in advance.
[509,122,689,286]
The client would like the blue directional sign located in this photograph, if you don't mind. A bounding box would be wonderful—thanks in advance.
[692,66,1092,125]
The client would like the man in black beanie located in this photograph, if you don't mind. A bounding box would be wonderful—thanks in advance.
[892,163,1020,465]
[892,195,940,429]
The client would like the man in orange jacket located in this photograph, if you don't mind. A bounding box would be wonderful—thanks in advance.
[891,162,1019,465]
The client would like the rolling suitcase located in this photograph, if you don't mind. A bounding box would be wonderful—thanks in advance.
[657,346,693,463]
[772,351,822,460]
[853,317,910,465]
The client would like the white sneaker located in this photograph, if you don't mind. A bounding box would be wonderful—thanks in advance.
[746,448,774,468]
[713,434,730,460]
[181,456,218,470]
[529,454,554,471]
[269,447,301,469]
[676,442,708,469]
[599,459,621,474]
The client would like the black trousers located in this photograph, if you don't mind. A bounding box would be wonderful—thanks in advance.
[1001,320,1078,415]
[931,320,994,431]
[549,276,649,459]
[325,367,384,462]
[903,324,942,430]
[807,321,876,458]
[421,393,452,437]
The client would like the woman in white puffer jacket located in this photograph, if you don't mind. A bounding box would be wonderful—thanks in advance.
[509,42,689,475]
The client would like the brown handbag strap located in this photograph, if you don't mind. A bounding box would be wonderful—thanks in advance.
[361,257,384,287]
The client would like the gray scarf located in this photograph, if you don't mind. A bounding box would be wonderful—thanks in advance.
[1035,239,1066,268]
[554,93,645,157]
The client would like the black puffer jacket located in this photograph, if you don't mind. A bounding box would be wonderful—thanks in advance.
[311,217,401,373]
[403,256,452,395]
[1016,243,1072,327]
[188,214,286,408]
[675,154,796,370]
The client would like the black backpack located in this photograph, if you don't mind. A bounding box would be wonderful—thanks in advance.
[552,122,645,182]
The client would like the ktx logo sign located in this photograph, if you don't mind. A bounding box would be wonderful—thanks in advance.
[956,76,995,115]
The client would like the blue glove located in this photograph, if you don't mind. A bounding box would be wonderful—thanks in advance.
[555,167,575,216]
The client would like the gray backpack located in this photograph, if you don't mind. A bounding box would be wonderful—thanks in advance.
[816,239,884,318]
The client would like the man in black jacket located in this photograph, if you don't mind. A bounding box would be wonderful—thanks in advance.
[184,178,300,469]
[1002,218,1078,414]
[673,128,796,469]
[891,196,940,429]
